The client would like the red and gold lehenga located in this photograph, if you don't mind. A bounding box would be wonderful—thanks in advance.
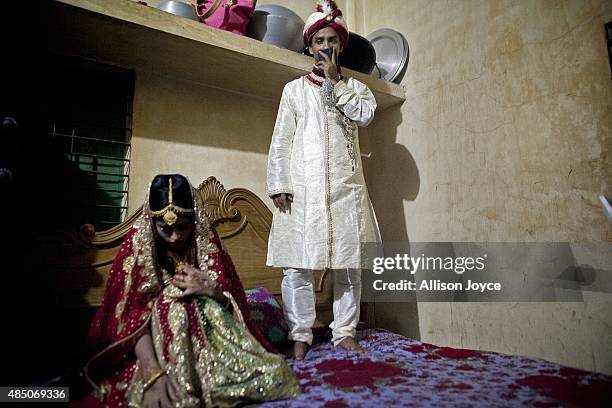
[85,183,300,407]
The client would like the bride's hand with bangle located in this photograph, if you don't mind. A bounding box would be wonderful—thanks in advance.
[143,370,181,408]
[136,331,182,408]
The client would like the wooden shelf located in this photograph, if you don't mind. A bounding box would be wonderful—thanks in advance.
[44,0,405,110]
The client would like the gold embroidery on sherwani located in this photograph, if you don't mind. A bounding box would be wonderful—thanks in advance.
[323,98,334,269]
[341,114,357,171]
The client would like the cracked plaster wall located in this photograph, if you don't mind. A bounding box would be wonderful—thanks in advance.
[354,0,612,375]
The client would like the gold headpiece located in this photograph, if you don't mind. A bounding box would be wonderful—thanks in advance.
[149,177,194,225]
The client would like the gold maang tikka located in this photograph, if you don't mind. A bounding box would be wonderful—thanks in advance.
[150,177,194,225]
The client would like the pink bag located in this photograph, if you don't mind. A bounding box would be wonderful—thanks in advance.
[195,0,256,36]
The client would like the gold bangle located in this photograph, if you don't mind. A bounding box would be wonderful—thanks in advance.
[143,368,166,391]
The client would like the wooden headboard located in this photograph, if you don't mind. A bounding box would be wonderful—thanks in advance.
[36,176,333,325]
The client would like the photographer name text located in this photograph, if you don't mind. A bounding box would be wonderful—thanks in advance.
[372,279,501,292]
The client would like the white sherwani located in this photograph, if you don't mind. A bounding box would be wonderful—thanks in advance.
[266,72,381,270]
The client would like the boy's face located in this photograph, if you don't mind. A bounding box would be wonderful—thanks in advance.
[308,27,343,60]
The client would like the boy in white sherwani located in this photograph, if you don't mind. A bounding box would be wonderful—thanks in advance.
[266,0,380,360]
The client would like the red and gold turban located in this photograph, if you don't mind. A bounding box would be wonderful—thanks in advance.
[303,0,349,47]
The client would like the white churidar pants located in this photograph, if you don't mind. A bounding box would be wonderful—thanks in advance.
[281,268,361,346]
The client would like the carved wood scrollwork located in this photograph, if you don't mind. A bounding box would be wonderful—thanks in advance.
[34,223,97,256]
[196,176,240,224]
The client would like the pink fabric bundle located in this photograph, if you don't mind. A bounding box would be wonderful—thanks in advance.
[195,0,256,35]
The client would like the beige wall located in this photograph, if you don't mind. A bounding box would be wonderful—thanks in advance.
[128,70,279,214]
[355,0,612,375]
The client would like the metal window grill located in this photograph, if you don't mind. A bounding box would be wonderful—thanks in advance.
[46,55,135,230]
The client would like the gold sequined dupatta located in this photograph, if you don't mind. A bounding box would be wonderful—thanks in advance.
[86,178,300,406]
[128,293,301,407]
[126,181,301,406]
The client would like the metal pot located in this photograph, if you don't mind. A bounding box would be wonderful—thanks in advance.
[339,32,377,75]
[247,5,305,52]
[157,1,198,21]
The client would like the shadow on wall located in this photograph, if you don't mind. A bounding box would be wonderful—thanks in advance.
[363,107,420,241]
[362,104,422,340]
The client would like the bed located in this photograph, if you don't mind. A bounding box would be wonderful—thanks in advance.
[42,177,612,407]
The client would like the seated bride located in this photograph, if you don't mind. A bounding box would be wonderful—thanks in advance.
[84,174,300,407]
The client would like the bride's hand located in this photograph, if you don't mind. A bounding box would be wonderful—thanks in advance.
[171,264,223,300]
[143,372,182,408]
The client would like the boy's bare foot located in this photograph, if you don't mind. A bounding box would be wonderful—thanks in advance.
[336,337,364,353]
[290,341,309,360]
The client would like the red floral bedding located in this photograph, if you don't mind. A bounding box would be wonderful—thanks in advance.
[262,327,612,407]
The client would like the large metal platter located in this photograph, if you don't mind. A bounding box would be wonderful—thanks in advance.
[366,28,409,83]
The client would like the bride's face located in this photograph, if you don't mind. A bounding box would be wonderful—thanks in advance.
[154,216,195,249]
